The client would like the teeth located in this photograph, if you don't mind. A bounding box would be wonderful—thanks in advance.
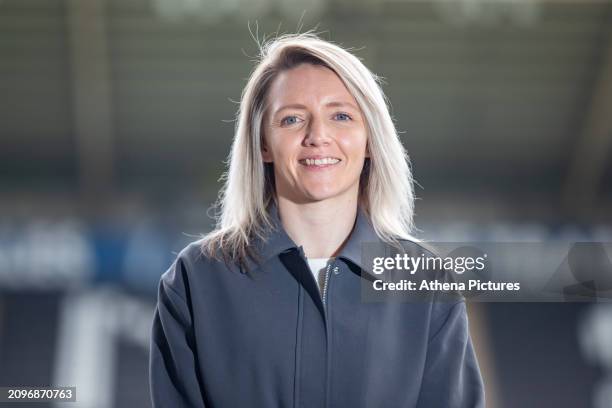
[303,158,340,166]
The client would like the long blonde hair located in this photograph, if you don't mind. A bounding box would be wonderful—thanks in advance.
[201,32,416,271]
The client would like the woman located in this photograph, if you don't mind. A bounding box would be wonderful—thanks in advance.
[149,33,484,407]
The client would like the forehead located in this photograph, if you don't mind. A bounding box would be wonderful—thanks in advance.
[267,63,357,108]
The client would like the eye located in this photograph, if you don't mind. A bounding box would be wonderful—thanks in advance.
[334,112,352,121]
[280,115,302,126]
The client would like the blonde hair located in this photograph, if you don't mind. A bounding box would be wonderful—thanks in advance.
[201,32,416,271]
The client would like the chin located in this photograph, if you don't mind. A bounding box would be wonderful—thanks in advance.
[302,186,345,202]
[306,194,336,203]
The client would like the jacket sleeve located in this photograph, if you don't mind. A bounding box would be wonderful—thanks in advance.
[416,301,485,408]
[149,255,207,408]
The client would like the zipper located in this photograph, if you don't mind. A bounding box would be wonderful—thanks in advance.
[298,245,335,308]
[322,262,339,408]
[322,264,340,306]
[296,245,337,408]
[322,263,332,306]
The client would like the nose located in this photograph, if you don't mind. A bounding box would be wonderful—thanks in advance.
[303,116,330,147]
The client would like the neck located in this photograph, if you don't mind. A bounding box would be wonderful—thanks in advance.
[276,195,359,259]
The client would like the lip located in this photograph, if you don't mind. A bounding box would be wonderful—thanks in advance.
[298,156,342,171]
[299,162,340,171]
[298,155,342,161]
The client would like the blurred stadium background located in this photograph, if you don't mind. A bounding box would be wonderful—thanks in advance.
[1,0,611,406]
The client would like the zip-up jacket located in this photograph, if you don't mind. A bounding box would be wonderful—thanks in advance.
[149,204,485,407]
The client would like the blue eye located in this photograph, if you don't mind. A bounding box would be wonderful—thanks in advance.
[334,113,351,121]
[281,116,300,126]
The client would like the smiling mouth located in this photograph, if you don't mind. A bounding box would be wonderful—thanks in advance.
[298,157,341,167]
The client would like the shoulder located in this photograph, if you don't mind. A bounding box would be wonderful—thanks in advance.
[395,236,466,319]
[395,235,444,259]
[174,238,241,271]
[158,239,239,297]
[174,239,208,268]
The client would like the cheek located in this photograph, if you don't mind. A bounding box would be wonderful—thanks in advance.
[338,131,368,159]
[267,135,301,166]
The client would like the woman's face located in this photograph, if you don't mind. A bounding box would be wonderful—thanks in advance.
[262,63,369,205]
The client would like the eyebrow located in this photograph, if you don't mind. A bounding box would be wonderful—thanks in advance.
[273,101,359,116]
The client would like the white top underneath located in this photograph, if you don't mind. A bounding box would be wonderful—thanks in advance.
[306,257,336,293]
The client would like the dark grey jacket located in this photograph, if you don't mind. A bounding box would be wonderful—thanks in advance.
[149,204,485,408]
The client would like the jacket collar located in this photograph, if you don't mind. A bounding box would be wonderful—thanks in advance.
[249,201,383,279]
